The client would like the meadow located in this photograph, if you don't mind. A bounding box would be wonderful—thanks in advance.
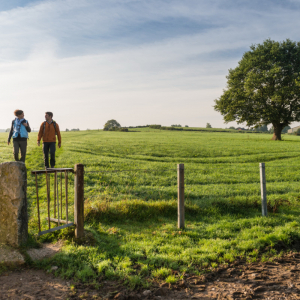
[1,129,300,287]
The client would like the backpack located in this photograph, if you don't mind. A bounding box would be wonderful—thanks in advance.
[12,119,29,139]
[43,121,57,135]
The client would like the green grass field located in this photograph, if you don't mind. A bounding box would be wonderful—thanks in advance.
[1,129,300,287]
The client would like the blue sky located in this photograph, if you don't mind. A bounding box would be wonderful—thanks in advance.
[1,0,300,130]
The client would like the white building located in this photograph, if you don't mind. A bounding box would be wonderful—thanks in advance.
[288,126,300,133]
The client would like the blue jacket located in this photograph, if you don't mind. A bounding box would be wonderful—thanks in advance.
[8,119,31,142]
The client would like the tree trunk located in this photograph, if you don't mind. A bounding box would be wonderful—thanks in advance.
[271,124,283,140]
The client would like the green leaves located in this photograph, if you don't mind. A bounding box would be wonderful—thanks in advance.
[215,39,300,139]
[103,119,121,131]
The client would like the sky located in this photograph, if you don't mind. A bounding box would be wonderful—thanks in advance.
[1,0,300,131]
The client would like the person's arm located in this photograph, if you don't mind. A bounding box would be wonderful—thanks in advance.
[22,120,31,132]
[25,121,31,132]
[56,123,62,148]
[37,123,43,146]
[7,121,14,145]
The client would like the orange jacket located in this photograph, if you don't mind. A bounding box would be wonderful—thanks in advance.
[37,121,62,144]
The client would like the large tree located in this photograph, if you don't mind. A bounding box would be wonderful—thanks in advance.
[103,119,121,131]
[214,39,300,140]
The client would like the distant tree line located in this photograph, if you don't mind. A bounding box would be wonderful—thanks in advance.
[65,128,80,131]
[227,125,291,134]
[103,120,294,135]
[149,125,186,131]
[127,125,149,128]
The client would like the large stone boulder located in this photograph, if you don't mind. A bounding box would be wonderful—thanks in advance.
[0,162,28,246]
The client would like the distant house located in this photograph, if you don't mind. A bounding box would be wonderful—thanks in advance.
[288,126,300,133]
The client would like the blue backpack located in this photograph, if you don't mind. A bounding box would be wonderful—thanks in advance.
[12,119,28,139]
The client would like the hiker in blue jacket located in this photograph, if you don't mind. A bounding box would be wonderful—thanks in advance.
[7,109,31,163]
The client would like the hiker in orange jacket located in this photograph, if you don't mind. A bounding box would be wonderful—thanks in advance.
[37,112,61,169]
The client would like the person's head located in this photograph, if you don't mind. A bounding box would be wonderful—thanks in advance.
[14,109,24,119]
[45,112,53,122]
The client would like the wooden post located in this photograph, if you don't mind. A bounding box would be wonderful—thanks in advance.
[74,164,84,238]
[260,163,268,217]
[178,164,185,228]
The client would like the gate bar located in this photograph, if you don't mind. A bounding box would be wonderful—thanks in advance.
[56,171,60,226]
[46,217,71,224]
[32,168,74,174]
[60,172,63,218]
[54,171,56,218]
[65,170,68,224]
[45,170,50,230]
[38,222,75,236]
[35,173,41,232]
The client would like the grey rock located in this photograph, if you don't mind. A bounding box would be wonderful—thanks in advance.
[154,288,168,296]
[142,290,151,296]
[0,162,28,246]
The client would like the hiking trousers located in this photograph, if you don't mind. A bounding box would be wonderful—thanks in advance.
[43,142,56,168]
[13,140,27,163]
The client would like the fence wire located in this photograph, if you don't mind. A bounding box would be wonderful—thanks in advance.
[84,168,177,174]
[30,163,300,207]
[84,166,257,203]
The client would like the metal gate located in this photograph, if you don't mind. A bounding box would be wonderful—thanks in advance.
[31,164,84,237]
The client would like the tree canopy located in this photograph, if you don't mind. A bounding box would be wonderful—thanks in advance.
[103,119,121,131]
[214,39,300,140]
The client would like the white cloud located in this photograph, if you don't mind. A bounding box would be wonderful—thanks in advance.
[1,0,300,130]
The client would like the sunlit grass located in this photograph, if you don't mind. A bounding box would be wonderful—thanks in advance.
[1,129,300,287]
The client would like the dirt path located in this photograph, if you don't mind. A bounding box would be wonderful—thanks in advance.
[1,252,300,299]
[0,269,70,300]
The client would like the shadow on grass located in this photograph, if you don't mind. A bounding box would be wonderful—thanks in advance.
[84,196,273,224]
[30,197,300,286]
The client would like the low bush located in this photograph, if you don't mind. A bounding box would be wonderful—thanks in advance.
[108,127,128,132]
[149,125,161,129]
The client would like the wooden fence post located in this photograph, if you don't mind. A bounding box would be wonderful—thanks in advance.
[178,164,185,228]
[74,164,84,238]
[259,162,268,217]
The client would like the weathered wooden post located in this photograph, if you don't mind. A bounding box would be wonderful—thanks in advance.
[74,164,84,238]
[259,163,268,217]
[178,163,185,228]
